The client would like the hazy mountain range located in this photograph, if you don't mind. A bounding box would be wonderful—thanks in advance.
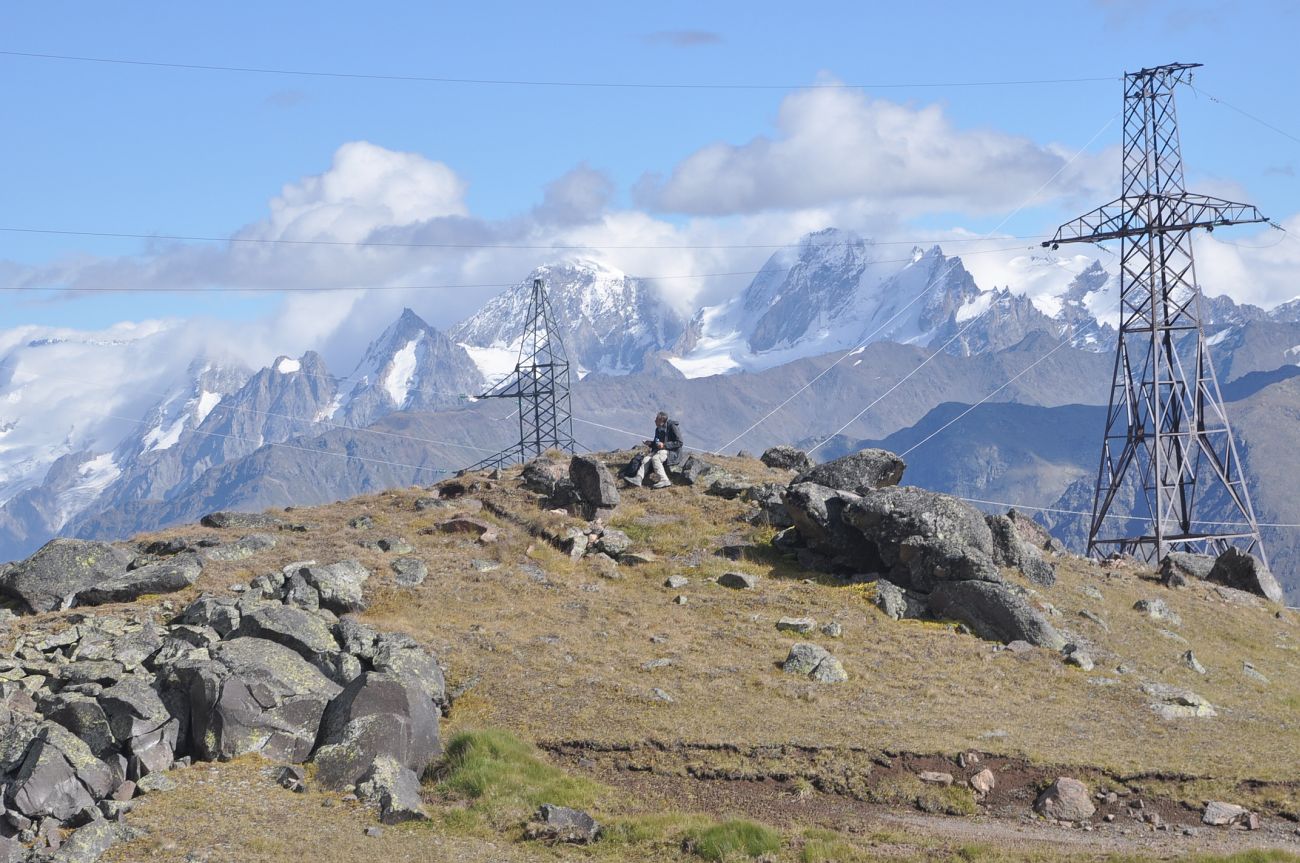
[1,227,1298,598]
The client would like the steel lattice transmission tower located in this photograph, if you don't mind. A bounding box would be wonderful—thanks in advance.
[1046,62,1269,564]
[469,277,576,470]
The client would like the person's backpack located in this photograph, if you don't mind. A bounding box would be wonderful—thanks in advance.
[623,453,646,478]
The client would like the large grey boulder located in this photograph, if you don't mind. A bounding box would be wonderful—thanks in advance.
[297,561,371,613]
[677,455,726,486]
[782,483,879,568]
[0,540,132,614]
[1207,547,1284,603]
[200,511,282,530]
[521,457,571,498]
[928,581,1066,649]
[76,554,203,606]
[568,456,620,508]
[313,671,441,788]
[50,819,129,862]
[792,448,905,495]
[760,446,813,472]
[843,486,994,569]
[172,637,341,763]
[8,722,116,824]
[177,595,241,637]
[1159,552,1216,586]
[526,804,600,844]
[97,676,179,778]
[1034,777,1095,822]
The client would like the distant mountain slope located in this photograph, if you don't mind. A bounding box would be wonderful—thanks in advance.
[452,260,687,379]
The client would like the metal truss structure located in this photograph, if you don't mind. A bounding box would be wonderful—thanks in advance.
[1046,62,1269,563]
[468,277,576,471]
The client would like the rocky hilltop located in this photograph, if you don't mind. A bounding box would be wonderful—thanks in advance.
[0,446,1293,861]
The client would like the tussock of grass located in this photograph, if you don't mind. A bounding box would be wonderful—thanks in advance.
[687,819,782,861]
[801,827,868,862]
[869,774,977,816]
[601,812,714,847]
[435,729,600,830]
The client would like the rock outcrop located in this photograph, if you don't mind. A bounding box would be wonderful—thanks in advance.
[777,447,1065,649]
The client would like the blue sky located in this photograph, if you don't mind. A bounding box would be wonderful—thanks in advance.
[2,0,1297,359]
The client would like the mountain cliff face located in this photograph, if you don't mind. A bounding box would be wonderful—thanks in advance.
[452,260,688,380]
[338,309,484,427]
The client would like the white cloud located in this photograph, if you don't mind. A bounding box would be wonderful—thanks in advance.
[635,85,1111,217]
[1195,216,1300,307]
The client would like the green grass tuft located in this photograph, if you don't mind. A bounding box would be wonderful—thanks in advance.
[435,728,600,830]
[689,819,782,861]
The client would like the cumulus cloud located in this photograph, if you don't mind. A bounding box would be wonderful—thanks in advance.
[1194,217,1300,307]
[635,85,1111,217]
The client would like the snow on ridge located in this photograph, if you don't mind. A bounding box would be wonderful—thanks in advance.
[275,357,301,374]
[383,338,421,406]
[195,391,222,424]
[54,453,120,529]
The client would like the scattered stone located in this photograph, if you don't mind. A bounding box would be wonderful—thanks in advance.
[200,511,282,530]
[431,517,497,542]
[358,757,429,824]
[782,643,847,683]
[819,622,843,638]
[918,771,953,786]
[760,446,813,472]
[776,617,816,634]
[1182,650,1206,675]
[295,561,371,613]
[276,765,307,793]
[1242,662,1270,685]
[672,595,688,605]
[1034,777,1096,822]
[970,769,996,795]
[135,771,177,794]
[375,537,414,554]
[347,515,374,530]
[526,804,600,844]
[1202,801,1248,826]
[664,575,689,589]
[1134,598,1181,626]
[364,826,383,838]
[717,572,757,590]
[650,688,674,703]
[1143,683,1216,720]
[569,456,621,510]
[1063,647,1095,671]
[595,529,632,558]
[391,557,428,587]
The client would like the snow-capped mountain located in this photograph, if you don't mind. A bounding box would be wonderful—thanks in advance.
[338,309,484,428]
[672,229,994,376]
[452,260,688,380]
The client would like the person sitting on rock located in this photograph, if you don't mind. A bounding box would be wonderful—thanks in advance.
[627,411,683,489]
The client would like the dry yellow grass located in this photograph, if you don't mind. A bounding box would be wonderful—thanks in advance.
[24,452,1297,861]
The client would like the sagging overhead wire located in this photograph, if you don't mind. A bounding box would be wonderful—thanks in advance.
[2,244,1038,295]
[0,225,1048,252]
[0,50,1116,91]
[1189,84,1300,148]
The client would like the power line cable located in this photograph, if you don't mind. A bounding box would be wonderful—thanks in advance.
[958,495,1300,529]
[0,50,1115,91]
[0,225,1048,252]
[4,244,1035,295]
[1189,84,1300,148]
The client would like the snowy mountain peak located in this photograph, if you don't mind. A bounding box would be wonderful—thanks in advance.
[452,258,687,380]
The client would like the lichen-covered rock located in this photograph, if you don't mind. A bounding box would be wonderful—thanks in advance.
[9,722,116,824]
[760,446,813,472]
[895,536,1003,593]
[390,557,428,587]
[313,672,441,788]
[843,486,994,570]
[0,540,132,614]
[781,643,847,682]
[793,448,905,494]
[782,483,877,567]
[358,756,429,824]
[986,514,1055,586]
[872,579,927,621]
[169,637,341,763]
[97,676,179,779]
[298,561,370,613]
[199,511,282,530]
[233,603,340,670]
[77,554,203,606]
[526,803,600,844]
